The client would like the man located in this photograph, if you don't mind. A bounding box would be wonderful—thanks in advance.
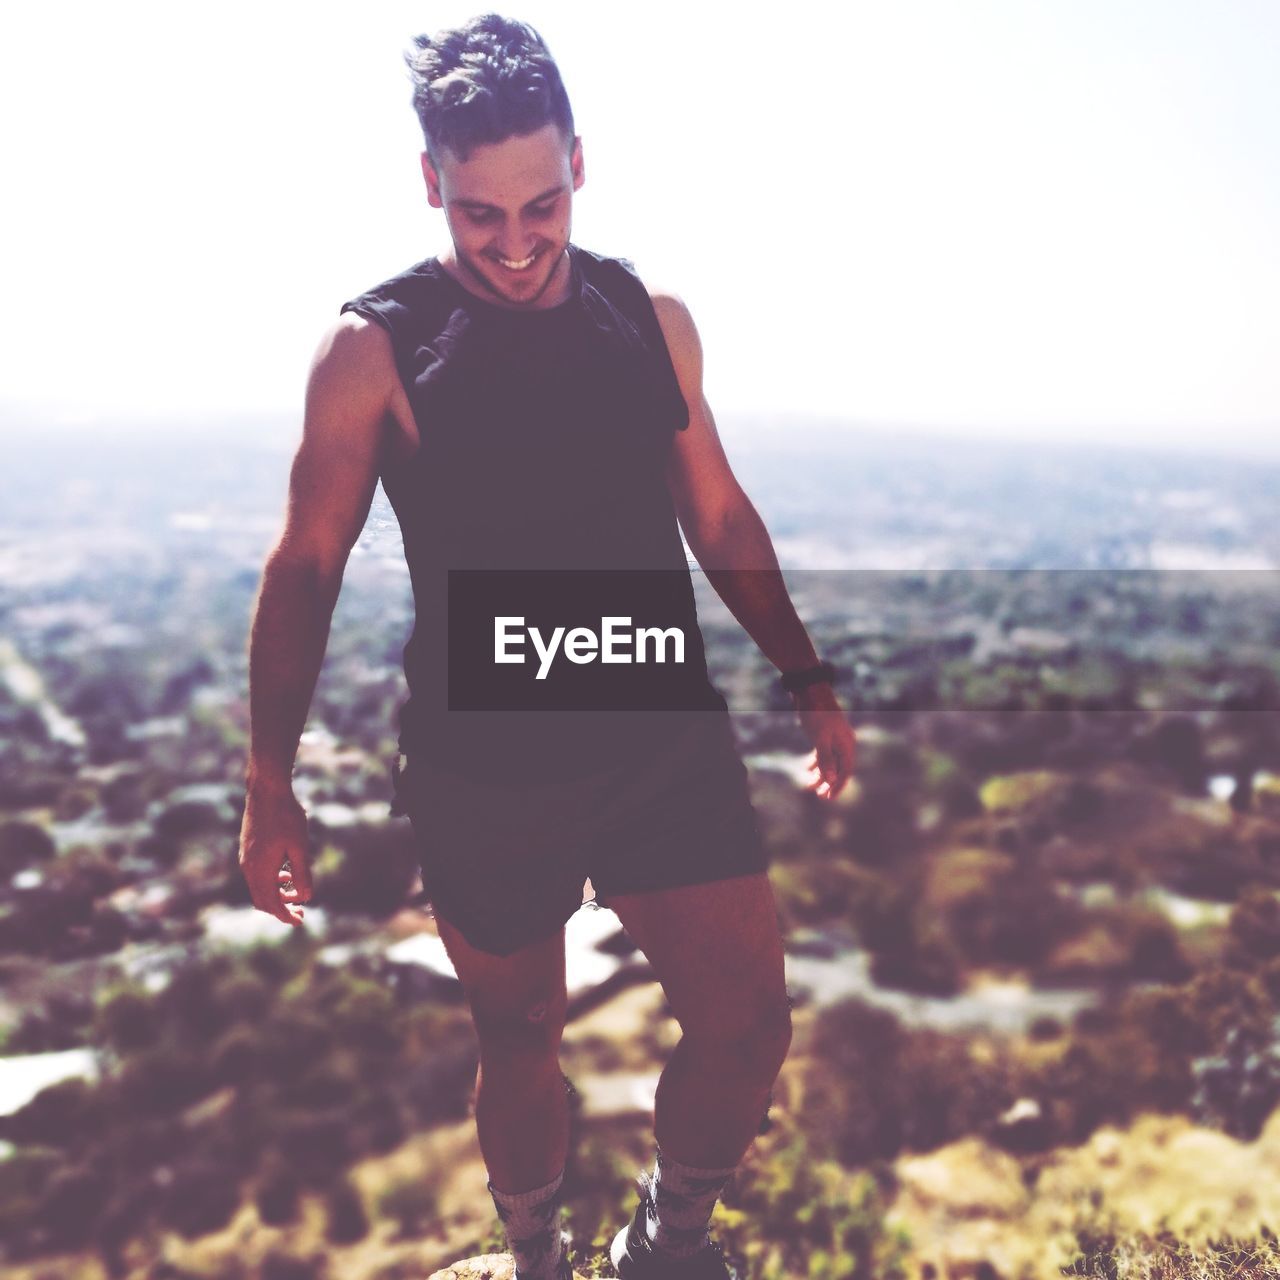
[238,14,855,1280]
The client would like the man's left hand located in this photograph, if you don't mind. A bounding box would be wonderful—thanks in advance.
[792,683,856,800]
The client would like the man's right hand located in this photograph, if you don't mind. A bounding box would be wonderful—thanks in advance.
[238,782,313,927]
[238,313,399,925]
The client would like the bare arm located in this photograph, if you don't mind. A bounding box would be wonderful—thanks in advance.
[649,289,819,665]
[648,285,856,799]
[239,312,396,920]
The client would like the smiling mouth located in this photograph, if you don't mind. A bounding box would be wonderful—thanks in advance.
[492,250,540,271]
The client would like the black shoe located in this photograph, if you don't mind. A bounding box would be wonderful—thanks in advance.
[609,1170,739,1279]
[511,1229,574,1280]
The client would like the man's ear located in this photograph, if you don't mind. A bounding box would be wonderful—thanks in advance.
[571,135,585,192]
[421,151,444,209]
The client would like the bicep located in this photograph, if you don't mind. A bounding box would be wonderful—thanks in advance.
[664,390,749,545]
[274,315,394,581]
[649,289,749,544]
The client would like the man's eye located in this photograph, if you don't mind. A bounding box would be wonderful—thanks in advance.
[530,203,556,219]
[465,209,497,225]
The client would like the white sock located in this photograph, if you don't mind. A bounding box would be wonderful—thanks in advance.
[487,1168,568,1280]
[643,1146,737,1258]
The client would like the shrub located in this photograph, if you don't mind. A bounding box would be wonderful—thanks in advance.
[375,1171,442,1240]
[798,999,1009,1165]
[323,1176,369,1244]
[93,1182,155,1265]
[6,1076,105,1147]
[37,1161,111,1249]
[868,930,965,997]
[255,1158,301,1226]
[720,1129,912,1280]
[1227,885,1280,967]
[260,1251,323,1280]
[210,1023,261,1085]
[1125,911,1191,983]
[115,1042,212,1116]
[1026,1011,1196,1145]
[328,980,403,1054]
[771,858,871,928]
[97,987,159,1054]
[351,1091,408,1155]
[157,1158,241,1239]
[270,1110,353,1188]
[402,1042,479,1128]
[1190,1014,1280,1140]
[1186,966,1268,1046]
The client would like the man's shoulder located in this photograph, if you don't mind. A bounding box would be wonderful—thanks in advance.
[573,244,683,314]
[339,256,454,326]
[572,243,647,294]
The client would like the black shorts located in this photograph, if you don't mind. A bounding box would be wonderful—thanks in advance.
[389,711,769,957]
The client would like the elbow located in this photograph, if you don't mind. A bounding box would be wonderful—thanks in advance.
[684,500,756,567]
[265,542,346,600]
[706,489,760,543]
[680,511,726,567]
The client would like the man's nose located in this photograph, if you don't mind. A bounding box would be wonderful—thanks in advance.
[496,223,537,259]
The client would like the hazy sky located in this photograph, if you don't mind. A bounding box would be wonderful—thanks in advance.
[3,0,1277,453]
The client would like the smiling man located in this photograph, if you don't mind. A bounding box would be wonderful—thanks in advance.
[435,131,576,304]
[238,13,854,1280]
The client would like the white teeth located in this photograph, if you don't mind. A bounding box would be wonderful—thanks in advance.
[496,252,536,270]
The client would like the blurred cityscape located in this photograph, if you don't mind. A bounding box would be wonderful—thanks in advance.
[3,421,1280,1278]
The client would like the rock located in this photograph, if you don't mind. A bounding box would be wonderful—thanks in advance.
[895,1135,1029,1218]
[428,1257,586,1280]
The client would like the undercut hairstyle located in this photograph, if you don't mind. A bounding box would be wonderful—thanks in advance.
[404,13,575,165]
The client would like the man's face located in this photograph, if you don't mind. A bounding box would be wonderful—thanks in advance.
[423,122,585,309]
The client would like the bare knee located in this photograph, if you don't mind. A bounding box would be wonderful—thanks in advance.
[681,1000,793,1074]
[473,992,568,1059]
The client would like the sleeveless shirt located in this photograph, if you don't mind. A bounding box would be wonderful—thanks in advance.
[340,243,729,786]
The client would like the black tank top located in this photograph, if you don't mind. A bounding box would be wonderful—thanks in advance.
[340,243,728,785]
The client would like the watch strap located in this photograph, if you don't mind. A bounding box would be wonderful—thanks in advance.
[779,660,838,694]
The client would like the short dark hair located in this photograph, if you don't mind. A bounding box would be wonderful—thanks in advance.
[404,13,575,164]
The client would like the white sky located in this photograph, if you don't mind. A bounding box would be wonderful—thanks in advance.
[2,0,1278,453]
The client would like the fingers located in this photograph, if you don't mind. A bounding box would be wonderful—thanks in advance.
[826,744,853,798]
[795,705,857,801]
[804,743,854,800]
[238,791,314,927]
[805,765,841,799]
[239,847,310,927]
[279,864,313,905]
[253,868,301,927]
[804,756,832,798]
[249,881,301,927]
[275,863,313,926]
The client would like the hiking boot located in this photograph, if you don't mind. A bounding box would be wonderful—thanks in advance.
[609,1169,740,1279]
[507,1228,573,1280]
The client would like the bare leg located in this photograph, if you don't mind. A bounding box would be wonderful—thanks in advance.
[435,913,571,1191]
[474,1047,570,1192]
[652,1028,788,1168]
[604,872,793,1168]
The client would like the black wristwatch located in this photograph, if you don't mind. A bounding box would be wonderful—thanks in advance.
[779,660,838,695]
